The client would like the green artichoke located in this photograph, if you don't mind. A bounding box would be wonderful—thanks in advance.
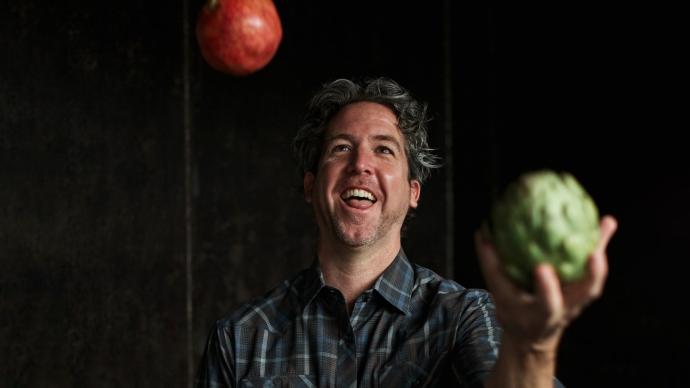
[489,170,600,289]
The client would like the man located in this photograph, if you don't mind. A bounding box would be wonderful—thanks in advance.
[196,78,618,387]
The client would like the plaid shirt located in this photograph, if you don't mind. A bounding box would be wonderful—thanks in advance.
[196,251,502,388]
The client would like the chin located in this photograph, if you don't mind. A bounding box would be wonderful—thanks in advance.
[334,225,378,247]
[339,236,374,247]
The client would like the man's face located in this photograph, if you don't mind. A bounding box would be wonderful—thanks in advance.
[303,102,421,248]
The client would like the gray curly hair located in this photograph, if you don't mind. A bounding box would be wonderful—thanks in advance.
[292,77,441,186]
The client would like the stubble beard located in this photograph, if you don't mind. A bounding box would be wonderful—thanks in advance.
[331,205,408,247]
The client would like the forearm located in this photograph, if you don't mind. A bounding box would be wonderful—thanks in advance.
[483,333,559,388]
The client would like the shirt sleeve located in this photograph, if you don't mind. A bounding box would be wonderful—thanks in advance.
[451,289,502,388]
[195,321,236,388]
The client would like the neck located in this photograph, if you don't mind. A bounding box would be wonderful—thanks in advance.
[317,236,401,310]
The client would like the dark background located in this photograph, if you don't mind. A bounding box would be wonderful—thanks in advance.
[1,0,687,387]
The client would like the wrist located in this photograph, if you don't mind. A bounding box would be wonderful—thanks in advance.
[484,333,560,388]
[501,330,562,359]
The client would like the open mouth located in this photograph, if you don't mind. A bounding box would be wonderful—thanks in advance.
[340,188,377,207]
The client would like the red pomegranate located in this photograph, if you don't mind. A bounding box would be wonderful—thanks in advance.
[196,0,282,76]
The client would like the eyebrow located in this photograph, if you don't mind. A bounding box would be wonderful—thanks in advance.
[324,133,355,143]
[324,133,403,152]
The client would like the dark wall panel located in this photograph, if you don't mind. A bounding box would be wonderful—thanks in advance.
[1,1,187,386]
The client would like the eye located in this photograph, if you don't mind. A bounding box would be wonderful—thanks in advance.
[376,146,394,155]
[331,144,351,153]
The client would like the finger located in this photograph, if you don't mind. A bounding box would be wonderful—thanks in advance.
[587,242,609,299]
[562,217,615,306]
[562,257,607,310]
[583,215,617,299]
[533,264,564,315]
[595,215,618,254]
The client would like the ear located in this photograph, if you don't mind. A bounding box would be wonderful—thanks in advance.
[409,179,421,209]
[303,172,315,203]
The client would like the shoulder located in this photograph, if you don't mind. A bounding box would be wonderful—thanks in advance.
[215,268,309,335]
[409,263,500,352]
[410,263,495,313]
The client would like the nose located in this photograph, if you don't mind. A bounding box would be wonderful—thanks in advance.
[347,147,373,175]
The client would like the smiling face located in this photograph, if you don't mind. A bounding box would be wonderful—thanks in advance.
[303,102,421,249]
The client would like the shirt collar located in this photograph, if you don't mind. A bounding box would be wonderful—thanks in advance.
[372,250,414,315]
[299,250,414,315]
[299,259,326,310]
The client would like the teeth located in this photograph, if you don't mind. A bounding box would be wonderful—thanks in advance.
[342,188,376,202]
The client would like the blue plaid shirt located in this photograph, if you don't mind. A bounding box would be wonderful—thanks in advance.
[196,251,503,387]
